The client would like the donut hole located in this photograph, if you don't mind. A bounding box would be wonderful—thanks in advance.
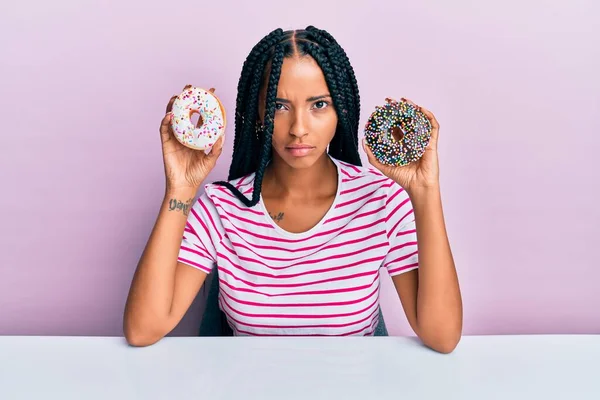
[391,126,405,142]
[190,111,204,128]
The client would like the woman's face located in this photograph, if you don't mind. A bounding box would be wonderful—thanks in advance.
[259,56,338,170]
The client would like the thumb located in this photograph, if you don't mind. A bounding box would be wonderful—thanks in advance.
[206,134,225,159]
[362,138,389,173]
[160,112,174,143]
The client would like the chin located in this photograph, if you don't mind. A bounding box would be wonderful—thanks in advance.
[276,149,324,170]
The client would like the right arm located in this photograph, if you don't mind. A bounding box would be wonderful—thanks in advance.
[123,187,208,347]
[123,86,224,346]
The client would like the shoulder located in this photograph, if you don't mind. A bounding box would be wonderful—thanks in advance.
[195,172,258,217]
[334,157,407,201]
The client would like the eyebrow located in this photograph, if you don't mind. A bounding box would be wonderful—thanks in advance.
[275,94,332,103]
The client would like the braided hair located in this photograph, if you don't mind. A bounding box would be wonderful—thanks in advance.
[214,26,362,207]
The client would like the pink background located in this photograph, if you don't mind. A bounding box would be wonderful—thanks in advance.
[1,0,598,337]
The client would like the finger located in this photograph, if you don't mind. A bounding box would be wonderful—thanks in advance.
[166,95,178,114]
[385,97,399,104]
[160,113,174,142]
[207,135,225,158]
[400,97,418,108]
[418,106,440,142]
[182,84,192,91]
[208,87,216,93]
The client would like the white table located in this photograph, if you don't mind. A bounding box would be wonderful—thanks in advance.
[0,335,598,399]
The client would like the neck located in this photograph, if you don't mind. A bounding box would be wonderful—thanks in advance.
[263,153,337,199]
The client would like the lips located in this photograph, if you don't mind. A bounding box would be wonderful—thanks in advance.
[285,144,316,157]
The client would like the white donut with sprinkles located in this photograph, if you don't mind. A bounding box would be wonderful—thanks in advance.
[171,87,226,151]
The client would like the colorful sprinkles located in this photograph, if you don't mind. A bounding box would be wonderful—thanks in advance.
[364,100,432,166]
[171,87,226,151]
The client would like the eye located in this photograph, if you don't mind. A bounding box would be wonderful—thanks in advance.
[275,103,287,111]
[313,100,330,110]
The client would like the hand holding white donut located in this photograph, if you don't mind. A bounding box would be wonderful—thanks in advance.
[160,85,225,193]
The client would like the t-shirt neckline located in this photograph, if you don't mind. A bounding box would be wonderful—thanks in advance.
[257,156,343,239]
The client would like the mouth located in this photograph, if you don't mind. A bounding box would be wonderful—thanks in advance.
[285,144,316,157]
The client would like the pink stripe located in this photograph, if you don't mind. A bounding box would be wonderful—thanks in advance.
[342,175,366,183]
[367,167,384,176]
[222,216,385,244]
[388,241,418,253]
[211,195,263,216]
[219,266,378,288]
[177,257,212,274]
[213,184,256,199]
[214,203,273,228]
[189,205,216,248]
[342,162,361,174]
[385,250,419,267]
[220,291,379,319]
[385,184,404,206]
[336,159,363,171]
[180,245,212,261]
[325,203,385,225]
[336,188,381,208]
[220,284,379,308]
[385,197,410,223]
[339,178,388,195]
[388,263,419,275]
[222,238,386,267]
[185,221,199,237]
[223,229,385,260]
[195,198,222,242]
[235,175,249,188]
[388,209,414,239]
[220,302,379,328]
[339,168,353,178]
[218,250,385,278]
[213,186,239,199]
[233,324,375,336]
[218,273,379,297]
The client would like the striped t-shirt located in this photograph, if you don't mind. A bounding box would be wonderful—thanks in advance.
[177,156,419,336]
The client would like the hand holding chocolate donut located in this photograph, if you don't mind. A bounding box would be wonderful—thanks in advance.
[160,85,226,193]
[362,97,440,192]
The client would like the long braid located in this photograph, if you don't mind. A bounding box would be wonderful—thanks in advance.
[214,26,362,206]
[303,30,361,166]
[301,41,353,161]
[235,50,271,176]
[230,29,284,176]
[306,26,361,156]
[214,44,285,207]
[307,26,361,129]
[250,44,285,205]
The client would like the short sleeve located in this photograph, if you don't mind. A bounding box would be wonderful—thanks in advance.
[177,192,220,274]
[382,181,419,276]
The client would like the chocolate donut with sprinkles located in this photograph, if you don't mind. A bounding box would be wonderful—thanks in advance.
[364,99,432,166]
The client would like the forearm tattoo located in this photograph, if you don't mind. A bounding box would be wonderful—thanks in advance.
[168,197,194,216]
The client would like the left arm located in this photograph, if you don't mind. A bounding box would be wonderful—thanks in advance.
[393,185,462,354]
[363,97,462,353]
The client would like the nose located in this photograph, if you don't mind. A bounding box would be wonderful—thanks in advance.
[289,110,309,138]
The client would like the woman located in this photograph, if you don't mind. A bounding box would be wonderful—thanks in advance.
[123,26,462,352]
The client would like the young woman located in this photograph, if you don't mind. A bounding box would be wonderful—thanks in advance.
[124,26,462,353]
